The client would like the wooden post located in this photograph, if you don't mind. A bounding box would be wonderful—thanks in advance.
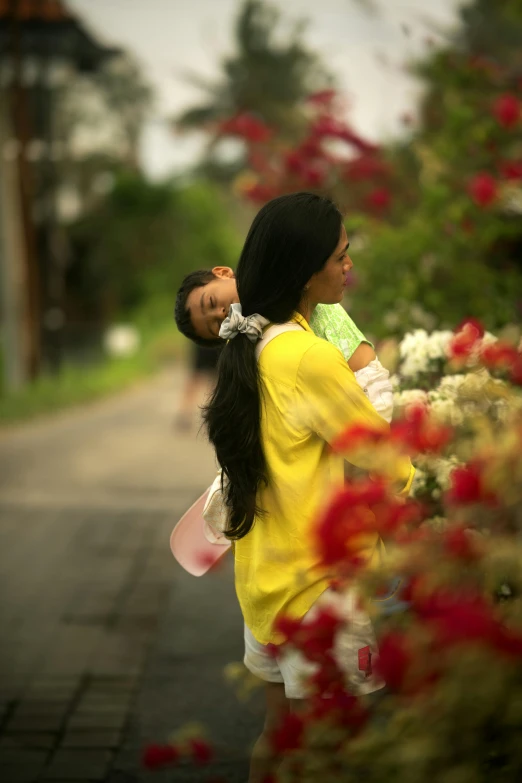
[0,95,28,391]
[8,0,42,379]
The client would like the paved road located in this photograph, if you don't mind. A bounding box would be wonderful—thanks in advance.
[0,370,261,782]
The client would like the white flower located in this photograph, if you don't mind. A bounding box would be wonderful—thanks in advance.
[411,467,429,496]
[429,396,464,426]
[394,389,429,410]
[433,456,461,491]
[425,330,453,360]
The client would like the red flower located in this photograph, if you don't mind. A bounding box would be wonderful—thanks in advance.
[375,631,412,691]
[448,462,498,507]
[343,155,390,182]
[511,354,522,386]
[414,590,522,658]
[480,340,519,371]
[442,525,482,561]
[499,160,522,180]
[449,319,484,359]
[311,689,368,730]
[306,89,337,106]
[188,738,213,765]
[275,609,344,663]
[377,498,426,536]
[447,463,483,505]
[245,183,278,204]
[273,614,301,643]
[313,482,386,567]
[468,172,497,207]
[285,150,306,175]
[330,422,387,453]
[493,94,520,129]
[270,713,305,753]
[311,117,378,154]
[142,743,179,769]
[366,187,391,211]
[219,112,273,143]
[300,162,326,188]
[391,405,453,455]
[454,317,485,339]
[308,654,345,697]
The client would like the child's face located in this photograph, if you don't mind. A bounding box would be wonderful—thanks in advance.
[186,267,239,341]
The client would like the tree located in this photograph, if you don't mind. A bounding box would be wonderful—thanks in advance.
[176,0,334,175]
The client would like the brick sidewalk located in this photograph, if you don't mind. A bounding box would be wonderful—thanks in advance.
[0,371,260,782]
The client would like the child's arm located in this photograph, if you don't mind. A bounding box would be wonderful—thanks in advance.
[348,342,376,372]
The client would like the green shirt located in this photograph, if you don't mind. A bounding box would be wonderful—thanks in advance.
[309,303,372,361]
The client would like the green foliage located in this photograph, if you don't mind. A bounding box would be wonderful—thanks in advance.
[68,176,242,323]
[346,0,522,339]
[0,322,185,425]
[349,204,522,341]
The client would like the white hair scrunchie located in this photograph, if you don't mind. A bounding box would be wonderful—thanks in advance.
[219,303,269,343]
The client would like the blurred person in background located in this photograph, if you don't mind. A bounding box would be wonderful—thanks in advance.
[173,342,220,432]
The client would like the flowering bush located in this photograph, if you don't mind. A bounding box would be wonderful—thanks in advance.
[143,320,522,781]
[265,320,522,781]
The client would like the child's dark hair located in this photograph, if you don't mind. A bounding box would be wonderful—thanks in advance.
[203,192,343,539]
[174,270,223,348]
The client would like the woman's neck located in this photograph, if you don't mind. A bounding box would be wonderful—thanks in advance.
[297,299,317,323]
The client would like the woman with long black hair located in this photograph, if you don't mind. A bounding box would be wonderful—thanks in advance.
[203,192,414,782]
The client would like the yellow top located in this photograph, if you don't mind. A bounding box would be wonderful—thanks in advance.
[234,314,414,645]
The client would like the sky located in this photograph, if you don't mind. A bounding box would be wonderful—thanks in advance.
[67,0,463,180]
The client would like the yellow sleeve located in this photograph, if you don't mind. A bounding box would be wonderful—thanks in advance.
[296,340,413,494]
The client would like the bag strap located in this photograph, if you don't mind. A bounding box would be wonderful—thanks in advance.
[255,322,304,360]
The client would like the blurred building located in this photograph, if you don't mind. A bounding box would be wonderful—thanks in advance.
[0,0,118,388]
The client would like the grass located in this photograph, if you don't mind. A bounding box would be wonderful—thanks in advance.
[0,323,186,426]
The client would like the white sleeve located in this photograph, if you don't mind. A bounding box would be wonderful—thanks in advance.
[354,358,394,423]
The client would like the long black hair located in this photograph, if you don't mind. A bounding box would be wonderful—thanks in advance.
[203,192,343,539]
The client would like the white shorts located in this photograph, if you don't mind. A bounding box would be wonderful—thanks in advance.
[243,588,384,699]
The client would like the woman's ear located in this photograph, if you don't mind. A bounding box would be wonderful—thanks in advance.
[212,266,235,279]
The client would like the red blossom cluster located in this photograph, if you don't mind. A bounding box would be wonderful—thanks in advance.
[215,90,394,213]
[466,92,521,207]
[449,318,522,385]
[312,477,424,570]
[142,737,213,770]
[218,112,273,143]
